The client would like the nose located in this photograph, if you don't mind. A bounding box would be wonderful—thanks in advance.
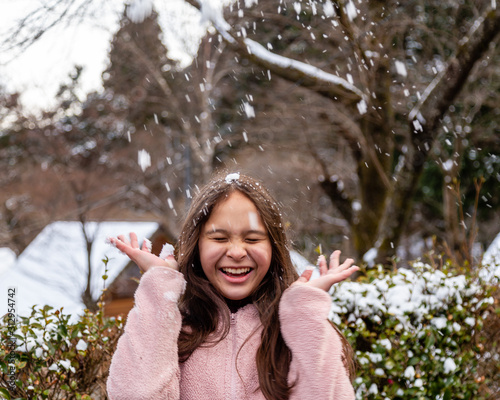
[226,241,247,260]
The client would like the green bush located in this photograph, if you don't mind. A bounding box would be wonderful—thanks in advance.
[0,305,123,400]
[331,261,499,400]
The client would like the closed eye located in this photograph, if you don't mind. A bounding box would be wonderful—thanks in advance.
[212,237,228,242]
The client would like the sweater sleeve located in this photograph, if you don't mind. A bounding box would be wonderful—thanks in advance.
[107,267,186,400]
[279,284,355,400]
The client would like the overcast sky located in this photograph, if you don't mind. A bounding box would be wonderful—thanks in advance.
[0,0,202,111]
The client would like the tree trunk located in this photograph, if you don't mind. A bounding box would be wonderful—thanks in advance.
[442,139,464,256]
[80,219,99,312]
[443,179,463,254]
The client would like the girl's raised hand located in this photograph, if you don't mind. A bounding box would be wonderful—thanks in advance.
[108,232,178,274]
[293,250,359,292]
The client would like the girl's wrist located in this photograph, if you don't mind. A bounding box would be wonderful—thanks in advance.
[143,260,178,273]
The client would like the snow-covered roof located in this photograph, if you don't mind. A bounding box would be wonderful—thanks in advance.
[290,250,319,280]
[480,232,500,281]
[0,221,159,319]
[0,247,16,277]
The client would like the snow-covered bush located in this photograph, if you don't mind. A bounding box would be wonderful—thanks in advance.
[332,262,499,400]
[0,305,123,399]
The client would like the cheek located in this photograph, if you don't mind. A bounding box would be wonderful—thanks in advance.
[199,241,222,269]
[199,247,213,279]
[251,243,273,268]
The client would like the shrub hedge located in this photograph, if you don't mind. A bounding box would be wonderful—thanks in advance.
[0,306,123,399]
[331,261,499,400]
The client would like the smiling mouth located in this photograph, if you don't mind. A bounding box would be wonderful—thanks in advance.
[220,267,252,277]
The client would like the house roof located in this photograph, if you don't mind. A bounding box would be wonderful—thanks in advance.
[481,231,500,280]
[0,221,159,319]
[0,247,16,277]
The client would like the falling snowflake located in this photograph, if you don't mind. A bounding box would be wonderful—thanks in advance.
[323,0,335,17]
[243,102,255,118]
[357,99,367,115]
[138,149,151,172]
[345,1,357,21]
[395,60,407,77]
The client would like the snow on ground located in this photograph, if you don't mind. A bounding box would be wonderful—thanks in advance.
[0,221,158,319]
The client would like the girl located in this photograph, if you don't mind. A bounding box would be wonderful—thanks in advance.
[107,173,359,400]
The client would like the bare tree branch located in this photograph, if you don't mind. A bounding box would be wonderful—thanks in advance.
[1,0,98,57]
[376,5,500,262]
[409,6,500,125]
[306,138,354,224]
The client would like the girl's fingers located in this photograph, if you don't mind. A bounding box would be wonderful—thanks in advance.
[318,255,328,275]
[328,250,355,272]
[109,237,131,256]
[330,250,341,269]
[130,232,139,248]
[340,258,355,270]
[117,234,129,246]
[110,234,147,254]
[327,264,359,285]
[142,239,152,253]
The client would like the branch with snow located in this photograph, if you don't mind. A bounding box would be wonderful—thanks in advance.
[188,0,365,103]
[242,38,365,102]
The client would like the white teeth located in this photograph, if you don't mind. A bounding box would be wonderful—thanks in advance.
[221,267,251,275]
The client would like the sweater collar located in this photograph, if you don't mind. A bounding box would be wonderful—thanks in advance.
[225,297,253,313]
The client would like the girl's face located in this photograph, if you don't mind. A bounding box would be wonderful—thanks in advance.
[198,191,272,301]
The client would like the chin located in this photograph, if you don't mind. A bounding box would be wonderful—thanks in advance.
[220,290,251,301]
[223,294,248,301]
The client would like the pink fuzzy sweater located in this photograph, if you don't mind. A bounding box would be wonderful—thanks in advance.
[107,267,354,400]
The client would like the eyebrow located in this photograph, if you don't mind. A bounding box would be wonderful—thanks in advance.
[205,228,267,236]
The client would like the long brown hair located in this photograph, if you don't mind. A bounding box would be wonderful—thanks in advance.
[175,173,354,399]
